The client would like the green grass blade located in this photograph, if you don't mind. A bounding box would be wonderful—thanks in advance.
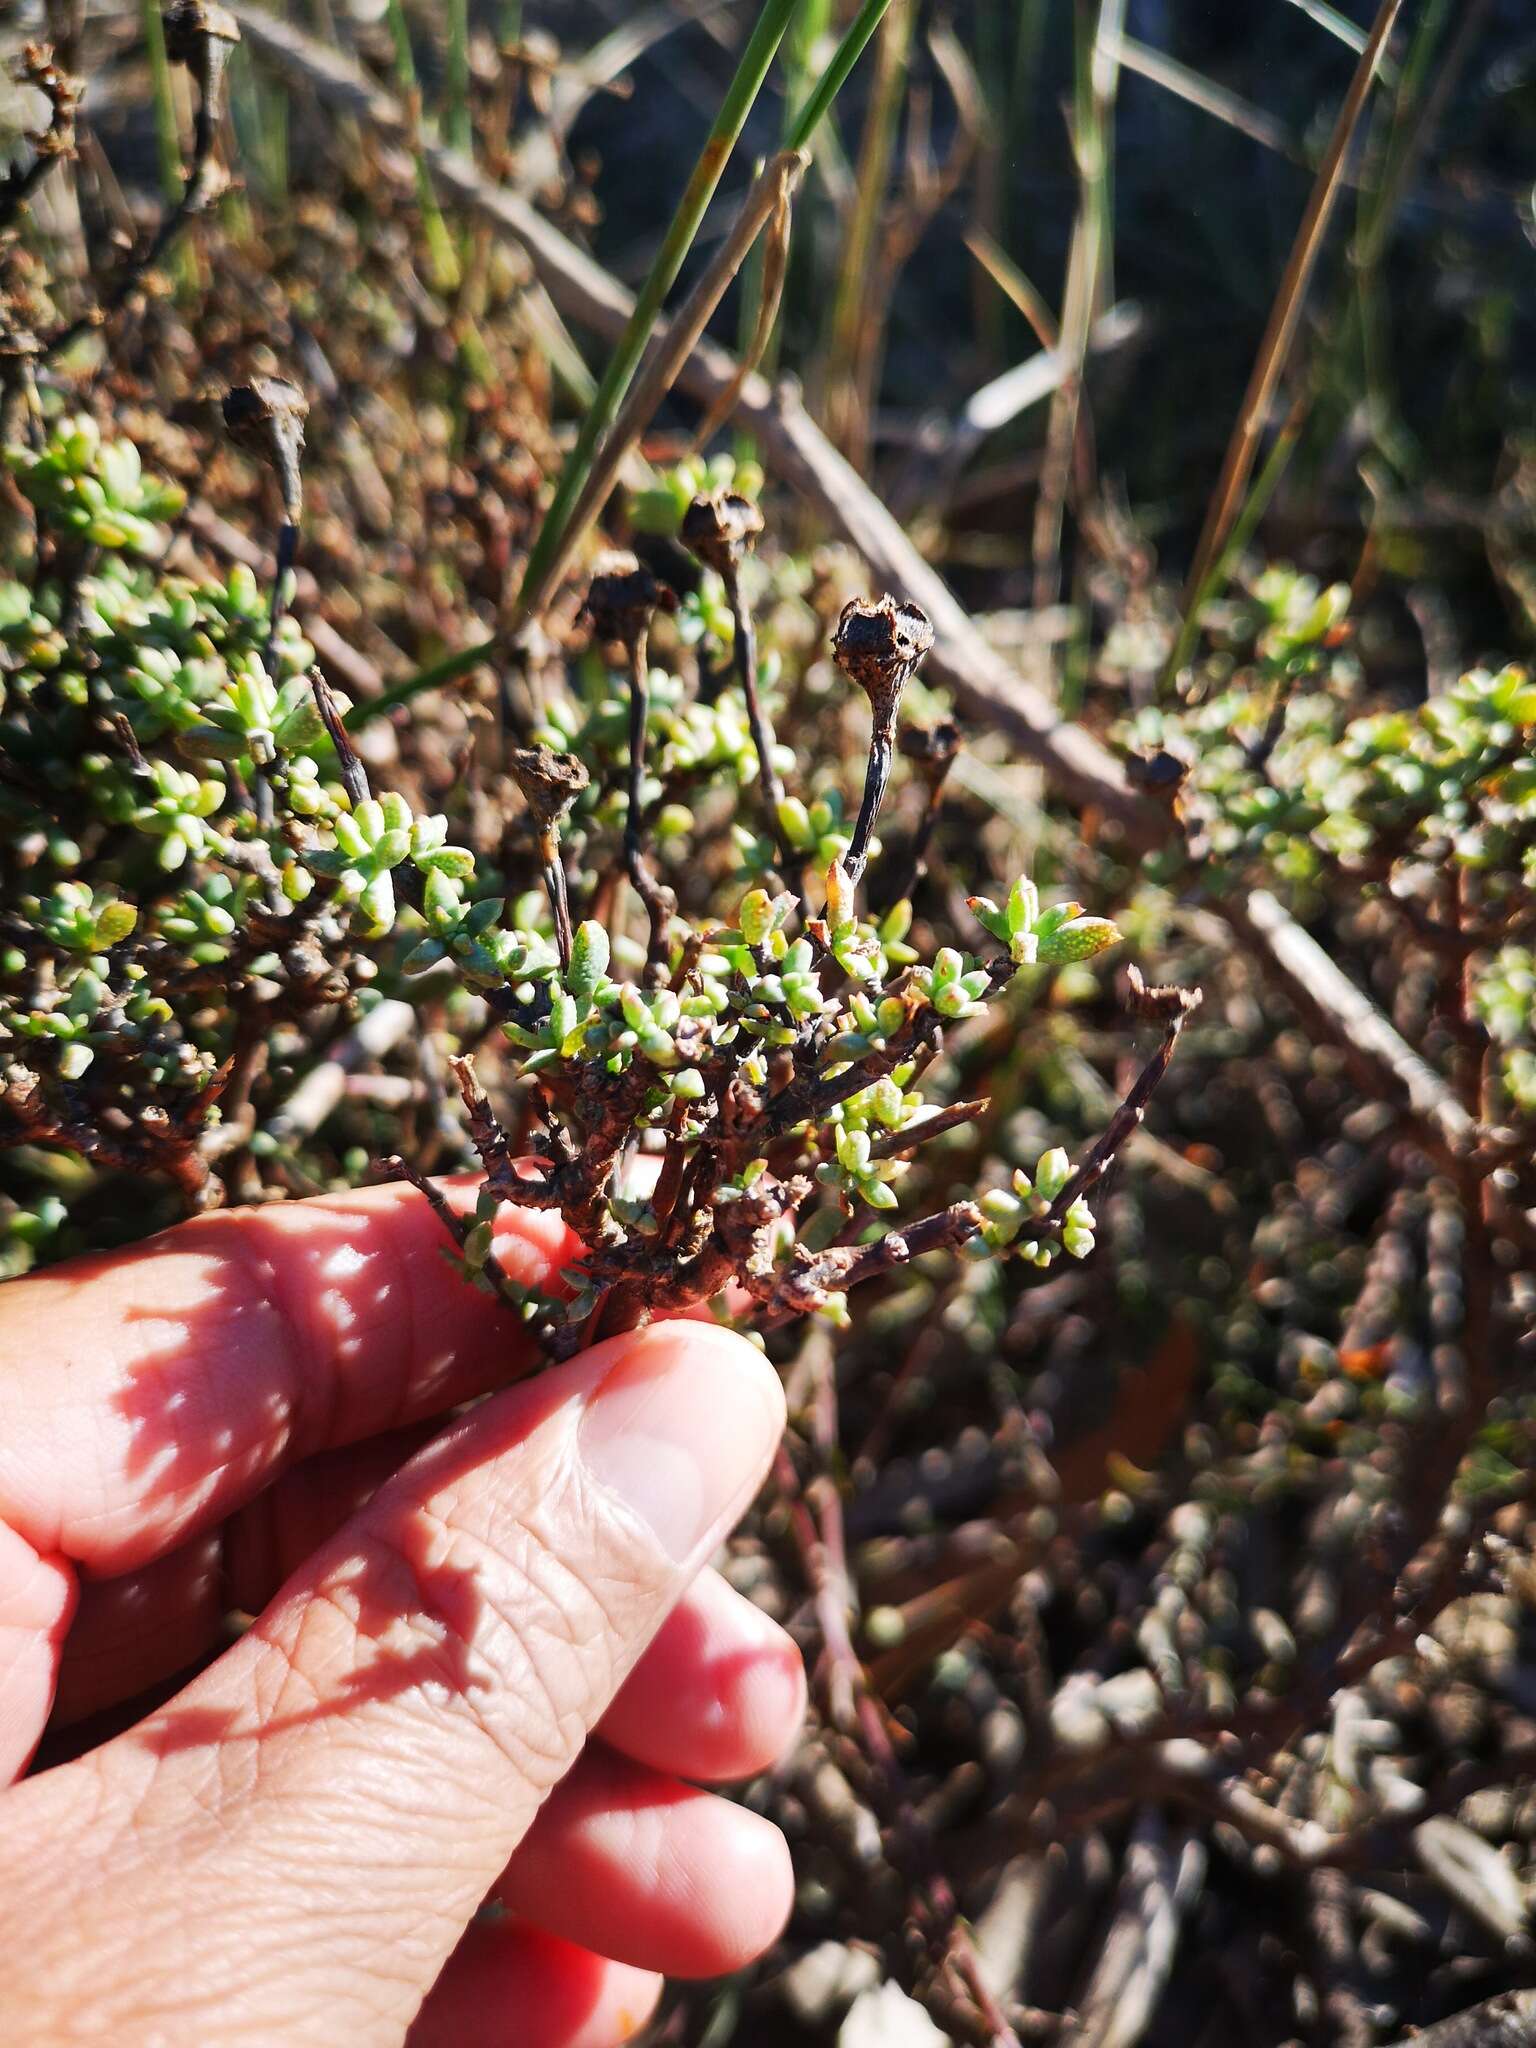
[1162,402,1305,686]
[350,0,897,728]
[786,0,892,154]
[1281,0,1370,54]
[445,0,472,156]
[142,0,183,205]
[384,0,461,290]
[510,0,801,632]
[1174,0,1406,649]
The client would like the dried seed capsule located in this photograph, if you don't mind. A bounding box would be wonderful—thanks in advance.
[832,594,934,882]
[509,746,589,969]
[680,490,764,577]
[681,494,788,866]
[886,716,960,898]
[508,745,589,833]
[832,594,934,719]
[163,3,241,184]
[583,559,676,969]
[222,377,307,525]
[163,1,241,69]
[898,716,960,786]
[583,552,677,649]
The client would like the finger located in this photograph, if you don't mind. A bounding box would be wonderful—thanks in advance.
[50,1531,221,1733]
[50,1422,801,1769]
[0,1321,784,2044]
[0,1521,75,1783]
[0,1177,581,1577]
[47,1430,436,1730]
[598,1566,805,1782]
[497,1744,793,1977]
[410,1922,660,2048]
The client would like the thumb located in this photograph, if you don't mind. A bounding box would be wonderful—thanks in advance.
[0,1321,783,2047]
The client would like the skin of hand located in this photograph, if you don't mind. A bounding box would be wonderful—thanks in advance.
[0,1178,805,2047]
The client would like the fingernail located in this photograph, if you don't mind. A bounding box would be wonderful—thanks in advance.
[578,1326,782,1564]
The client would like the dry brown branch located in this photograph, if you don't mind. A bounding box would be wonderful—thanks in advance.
[0,41,83,230]
[1229,889,1477,1161]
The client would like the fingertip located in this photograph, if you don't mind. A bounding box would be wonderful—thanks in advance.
[497,1752,795,1978]
[577,1320,785,1570]
[410,1921,661,2048]
[601,1567,806,1782]
[669,1319,788,1439]
[729,1603,807,1775]
[704,1796,795,1971]
[586,1316,786,1452]
[0,1522,75,1782]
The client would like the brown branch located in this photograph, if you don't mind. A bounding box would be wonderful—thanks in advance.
[774,1333,1024,2048]
[1046,984,1201,1223]
[867,1097,987,1161]
[42,11,238,365]
[1383,1991,1536,2048]
[1227,888,1477,1162]
[0,42,83,231]
[377,1153,539,1329]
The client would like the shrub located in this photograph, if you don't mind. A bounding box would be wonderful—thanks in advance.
[0,414,1167,1340]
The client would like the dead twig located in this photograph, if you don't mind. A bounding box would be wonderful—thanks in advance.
[1177,0,1407,624]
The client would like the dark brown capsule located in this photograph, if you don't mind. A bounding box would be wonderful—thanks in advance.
[680,490,764,577]
[163,0,241,63]
[163,2,241,142]
[583,553,677,649]
[899,716,961,785]
[832,594,934,717]
[509,745,590,833]
[222,378,307,523]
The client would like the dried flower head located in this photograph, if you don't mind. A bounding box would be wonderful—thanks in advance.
[680,490,764,577]
[510,747,589,970]
[163,0,241,63]
[163,2,240,146]
[222,377,307,524]
[1126,747,1190,798]
[583,553,677,649]
[0,325,42,369]
[509,744,589,833]
[1124,961,1204,1022]
[835,596,935,882]
[832,594,934,717]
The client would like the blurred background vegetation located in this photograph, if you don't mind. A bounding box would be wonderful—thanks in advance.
[562,0,1536,638]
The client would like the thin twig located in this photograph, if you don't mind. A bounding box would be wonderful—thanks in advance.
[623,631,673,971]
[1177,0,1407,625]
[378,1153,532,1324]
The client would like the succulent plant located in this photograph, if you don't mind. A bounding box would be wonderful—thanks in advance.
[0,413,1164,1337]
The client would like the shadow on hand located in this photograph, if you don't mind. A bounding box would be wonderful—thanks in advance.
[90,1189,484,1556]
[132,1532,491,1758]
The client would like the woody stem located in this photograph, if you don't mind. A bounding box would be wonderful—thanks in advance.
[846,716,895,884]
[624,632,672,969]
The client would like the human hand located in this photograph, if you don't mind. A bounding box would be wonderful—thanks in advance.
[0,1179,802,2045]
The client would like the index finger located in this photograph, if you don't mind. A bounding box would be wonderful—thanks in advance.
[0,1179,580,1577]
